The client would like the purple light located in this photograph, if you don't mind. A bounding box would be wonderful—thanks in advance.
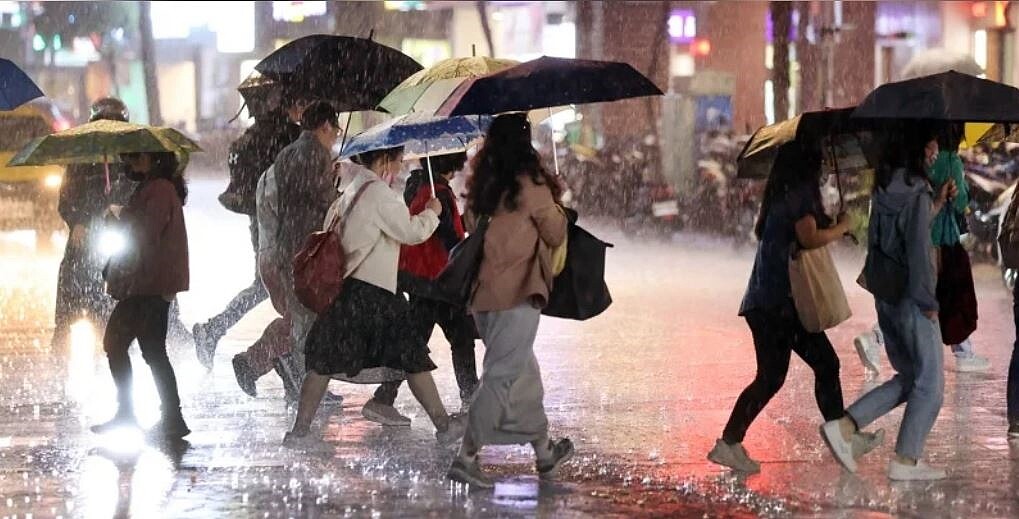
[668,9,696,44]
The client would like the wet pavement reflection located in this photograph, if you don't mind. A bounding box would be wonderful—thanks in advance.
[1,179,1018,517]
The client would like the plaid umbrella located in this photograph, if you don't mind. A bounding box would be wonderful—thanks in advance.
[378,57,519,115]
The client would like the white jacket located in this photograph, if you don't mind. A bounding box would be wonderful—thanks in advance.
[325,163,438,293]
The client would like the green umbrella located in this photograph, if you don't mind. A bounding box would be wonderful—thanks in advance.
[8,119,201,166]
[8,119,202,194]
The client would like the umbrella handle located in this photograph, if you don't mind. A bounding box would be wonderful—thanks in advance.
[549,107,561,177]
[104,155,111,196]
[425,140,436,198]
[828,136,843,212]
[337,114,353,158]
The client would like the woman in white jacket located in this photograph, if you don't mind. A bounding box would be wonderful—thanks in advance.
[283,146,466,447]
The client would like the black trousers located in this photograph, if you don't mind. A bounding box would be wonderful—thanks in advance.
[374,295,479,405]
[722,304,845,444]
[104,295,183,418]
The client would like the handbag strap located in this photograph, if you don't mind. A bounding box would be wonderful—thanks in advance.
[326,180,376,233]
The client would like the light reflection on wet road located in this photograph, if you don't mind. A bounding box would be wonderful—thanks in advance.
[0,178,1017,517]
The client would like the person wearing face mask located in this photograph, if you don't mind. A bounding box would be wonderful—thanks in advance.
[266,101,342,399]
[822,125,951,481]
[707,141,878,475]
[53,97,135,347]
[854,123,987,375]
[283,145,467,447]
[91,151,190,439]
[364,152,479,426]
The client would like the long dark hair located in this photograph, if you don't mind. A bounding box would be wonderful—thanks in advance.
[467,114,562,215]
[148,152,188,203]
[753,142,824,239]
[872,121,938,192]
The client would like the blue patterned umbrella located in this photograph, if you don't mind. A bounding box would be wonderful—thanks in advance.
[341,113,490,196]
[340,113,489,159]
[0,59,43,110]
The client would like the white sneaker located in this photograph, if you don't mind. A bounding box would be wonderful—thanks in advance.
[706,439,761,474]
[361,400,412,426]
[953,355,991,373]
[854,331,882,374]
[820,421,857,472]
[888,460,947,481]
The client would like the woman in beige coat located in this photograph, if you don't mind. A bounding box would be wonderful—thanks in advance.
[447,114,572,488]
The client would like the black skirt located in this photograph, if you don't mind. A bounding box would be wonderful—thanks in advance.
[304,277,437,379]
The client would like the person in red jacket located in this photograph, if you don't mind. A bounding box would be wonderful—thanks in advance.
[362,152,480,426]
[91,151,191,440]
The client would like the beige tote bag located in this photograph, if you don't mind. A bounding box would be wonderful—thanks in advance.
[788,245,852,333]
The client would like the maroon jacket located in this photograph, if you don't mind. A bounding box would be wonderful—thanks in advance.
[107,178,189,298]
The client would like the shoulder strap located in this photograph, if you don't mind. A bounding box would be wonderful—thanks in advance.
[327,180,376,233]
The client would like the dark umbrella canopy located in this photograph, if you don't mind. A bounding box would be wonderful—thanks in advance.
[255,34,422,112]
[852,70,1019,122]
[435,56,663,116]
[0,58,43,111]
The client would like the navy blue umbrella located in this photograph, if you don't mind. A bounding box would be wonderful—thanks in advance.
[435,56,663,117]
[0,59,43,111]
[341,113,490,195]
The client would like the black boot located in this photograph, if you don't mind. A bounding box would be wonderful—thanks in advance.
[151,408,191,439]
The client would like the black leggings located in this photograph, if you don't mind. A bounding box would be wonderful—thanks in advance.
[722,305,845,444]
[104,295,183,418]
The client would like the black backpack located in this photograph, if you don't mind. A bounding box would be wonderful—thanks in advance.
[219,121,299,215]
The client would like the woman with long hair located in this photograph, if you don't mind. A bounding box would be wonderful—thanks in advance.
[283,145,466,447]
[446,114,572,489]
[708,141,871,474]
[822,124,952,481]
[91,151,190,439]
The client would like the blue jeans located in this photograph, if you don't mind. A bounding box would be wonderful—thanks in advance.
[1008,281,1019,422]
[847,299,945,460]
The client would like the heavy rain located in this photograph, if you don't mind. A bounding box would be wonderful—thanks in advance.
[1,1,1019,518]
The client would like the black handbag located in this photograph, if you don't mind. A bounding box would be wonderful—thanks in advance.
[433,216,490,306]
[542,222,614,320]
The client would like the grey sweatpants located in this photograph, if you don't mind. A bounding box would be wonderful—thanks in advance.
[847,299,945,460]
[468,303,549,446]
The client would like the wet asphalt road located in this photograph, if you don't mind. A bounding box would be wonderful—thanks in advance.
[2,178,1019,518]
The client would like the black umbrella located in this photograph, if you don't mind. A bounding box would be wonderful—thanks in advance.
[852,70,1019,122]
[255,34,422,112]
[434,56,663,116]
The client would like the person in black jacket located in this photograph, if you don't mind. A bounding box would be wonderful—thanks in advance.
[192,101,305,369]
[53,98,136,346]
